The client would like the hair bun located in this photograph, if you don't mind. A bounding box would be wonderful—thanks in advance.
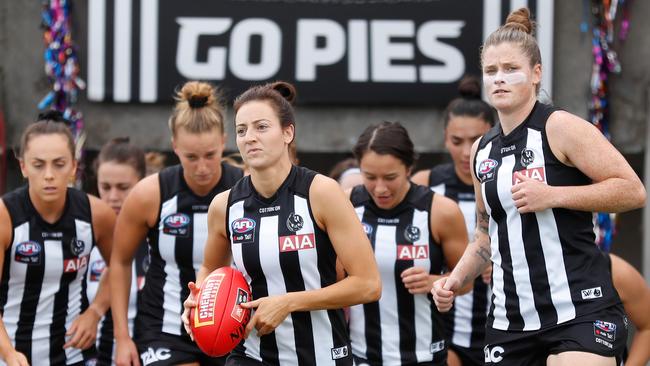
[177,81,216,109]
[37,110,67,123]
[270,81,297,105]
[505,7,536,35]
[111,136,131,144]
[188,95,209,109]
[458,75,481,100]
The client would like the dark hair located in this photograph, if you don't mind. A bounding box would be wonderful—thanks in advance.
[94,137,146,179]
[353,121,418,169]
[443,75,496,127]
[18,110,75,158]
[169,81,225,136]
[233,81,297,130]
[482,7,541,93]
[328,158,358,181]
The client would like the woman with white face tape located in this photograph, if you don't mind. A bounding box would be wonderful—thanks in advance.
[431,8,645,366]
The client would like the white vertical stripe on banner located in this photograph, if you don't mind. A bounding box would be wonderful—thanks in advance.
[140,0,158,102]
[510,0,528,12]
[538,0,555,98]
[88,0,105,101]
[348,20,368,82]
[482,0,501,41]
[114,0,132,102]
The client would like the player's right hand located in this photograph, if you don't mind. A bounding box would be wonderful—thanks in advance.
[181,281,200,340]
[115,337,141,366]
[431,276,461,312]
[2,350,29,366]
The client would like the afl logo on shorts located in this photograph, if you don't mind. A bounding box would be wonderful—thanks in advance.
[232,218,256,244]
[163,213,191,236]
[362,222,373,236]
[286,213,304,232]
[404,225,421,242]
[478,159,498,183]
[89,260,106,282]
[15,241,42,265]
[70,238,86,256]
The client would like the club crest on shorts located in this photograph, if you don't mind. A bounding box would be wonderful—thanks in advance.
[70,238,86,256]
[15,241,42,265]
[520,148,535,167]
[404,225,421,242]
[286,212,304,232]
[478,159,498,183]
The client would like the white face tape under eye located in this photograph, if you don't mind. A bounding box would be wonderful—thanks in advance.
[483,71,528,86]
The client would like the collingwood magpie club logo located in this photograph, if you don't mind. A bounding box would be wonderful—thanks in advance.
[520,148,535,167]
[404,225,421,242]
[286,213,304,232]
[70,238,86,256]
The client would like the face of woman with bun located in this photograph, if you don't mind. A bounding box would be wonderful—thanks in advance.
[173,127,226,189]
[235,100,294,170]
[482,42,541,114]
[20,132,77,204]
[445,115,491,178]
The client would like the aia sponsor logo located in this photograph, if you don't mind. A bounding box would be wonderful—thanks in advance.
[15,241,42,265]
[231,288,249,322]
[593,320,616,341]
[478,159,498,183]
[64,255,89,273]
[279,233,315,252]
[512,167,546,185]
[89,260,106,282]
[163,213,190,236]
[194,273,225,327]
[232,218,256,244]
[397,245,429,260]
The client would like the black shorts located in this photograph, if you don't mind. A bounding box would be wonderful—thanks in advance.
[483,305,628,365]
[448,344,484,366]
[225,354,263,366]
[136,333,227,366]
[352,355,445,366]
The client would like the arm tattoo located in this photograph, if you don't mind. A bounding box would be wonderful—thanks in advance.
[476,246,491,263]
[477,208,489,234]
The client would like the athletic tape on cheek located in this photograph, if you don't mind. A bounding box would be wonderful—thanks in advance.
[483,71,528,86]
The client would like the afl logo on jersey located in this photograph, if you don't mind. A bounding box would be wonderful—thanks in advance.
[286,213,304,232]
[404,225,421,242]
[520,148,535,167]
[478,159,498,183]
[362,222,373,236]
[15,241,42,265]
[232,218,256,244]
[70,238,86,256]
[89,260,106,282]
[163,213,191,236]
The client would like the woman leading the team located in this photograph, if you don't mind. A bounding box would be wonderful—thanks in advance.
[432,8,645,366]
[88,137,149,364]
[182,81,381,366]
[0,112,115,365]
[348,121,468,365]
[412,76,495,366]
[111,81,243,366]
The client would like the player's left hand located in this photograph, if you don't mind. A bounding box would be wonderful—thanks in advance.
[241,295,292,338]
[511,171,555,213]
[64,306,102,349]
[401,267,437,294]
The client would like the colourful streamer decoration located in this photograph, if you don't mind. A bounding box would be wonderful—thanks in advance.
[39,0,86,184]
[583,0,631,251]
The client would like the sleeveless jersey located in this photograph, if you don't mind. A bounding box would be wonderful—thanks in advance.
[227,165,351,365]
[349,184,446,365]
[86,240,148,364]
[0,186,95,365]
[428,163,491,351]
[136,163,242,340]
[474,101,621,332]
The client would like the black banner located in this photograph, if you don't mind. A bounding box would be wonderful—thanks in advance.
[86,0,553,105]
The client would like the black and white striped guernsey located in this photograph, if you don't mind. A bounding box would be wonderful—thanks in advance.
[136,163,242,341]
[349,183,446,365]
[227,165,351,365]
[428,163,491,352]
[0,186,95,365]
[474,101,621,332]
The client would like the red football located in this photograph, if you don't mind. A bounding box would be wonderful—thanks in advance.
[190,267,252,357]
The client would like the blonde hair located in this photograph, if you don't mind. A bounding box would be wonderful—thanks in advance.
[482,8,541,93]
[169,81,225,136]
